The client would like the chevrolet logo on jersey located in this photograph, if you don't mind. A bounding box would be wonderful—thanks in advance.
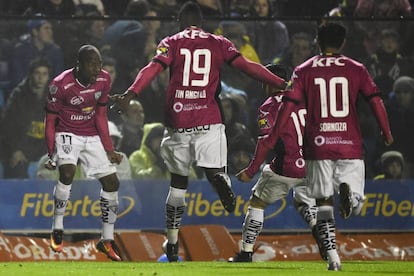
[82,106,94,114]
[156,46,169,57]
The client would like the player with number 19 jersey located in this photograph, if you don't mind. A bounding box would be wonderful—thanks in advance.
[284,54,381,160]
[151,26,241,128]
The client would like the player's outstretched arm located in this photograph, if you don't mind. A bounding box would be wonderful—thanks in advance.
[231,56,287,90]
[44,111,58,167]
[368,96,393,146]
[110,61,164,114]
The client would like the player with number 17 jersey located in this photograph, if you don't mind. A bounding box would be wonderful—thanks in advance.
[150,27,241,128]
[285,54,382,160]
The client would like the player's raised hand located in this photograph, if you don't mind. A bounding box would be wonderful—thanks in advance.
[107,150,123,165]
[236,168,252,182]
[109,90,135,115]
[44,156,57,170]
[384,134,394,146]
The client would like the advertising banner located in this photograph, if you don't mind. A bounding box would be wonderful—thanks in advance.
[0,179,413,232]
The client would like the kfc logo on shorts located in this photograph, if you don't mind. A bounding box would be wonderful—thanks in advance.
[70,96,85,105]
[62,145,72,154]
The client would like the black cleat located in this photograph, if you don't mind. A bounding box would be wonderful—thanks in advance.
[339,183,352,219]
[213,173,236,213]
[228,251,253,262]
[162,240,179,262]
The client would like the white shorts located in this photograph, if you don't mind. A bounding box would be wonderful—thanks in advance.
[306,159,365,199]
[160,124,227,176]
[55,132,116,179]
[253,164,314,206]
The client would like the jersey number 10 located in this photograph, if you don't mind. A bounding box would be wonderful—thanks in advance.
[314,77,349,118]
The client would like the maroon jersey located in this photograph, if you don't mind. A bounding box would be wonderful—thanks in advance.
[285,54,379,160]
[152,26,241,128]
[246,92,306,178]
[46,68,111,136]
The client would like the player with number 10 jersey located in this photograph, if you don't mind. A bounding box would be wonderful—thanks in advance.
[285,54,386,160]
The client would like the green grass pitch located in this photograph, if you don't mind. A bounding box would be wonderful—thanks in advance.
[1,261,414,276]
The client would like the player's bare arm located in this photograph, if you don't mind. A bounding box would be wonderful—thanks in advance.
[44,111,58,170]
[236,169,252,182]
[368,95,394,146]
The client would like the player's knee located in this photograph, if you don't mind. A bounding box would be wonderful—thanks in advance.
[250,195,267,209]
[205,168,224,183]
[100,173,120,192]
[58,165,76,184]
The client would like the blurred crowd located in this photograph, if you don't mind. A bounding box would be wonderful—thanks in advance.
[0,0,414,180]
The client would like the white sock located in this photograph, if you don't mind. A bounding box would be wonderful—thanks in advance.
[166,187,186,244]
[241,207,264,252]
[100,190,118,240]
[316,205,340,264]
[52,181,72,230]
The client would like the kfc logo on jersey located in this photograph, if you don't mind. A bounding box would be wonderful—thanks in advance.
[156,46,169,57]
[70,96,85,105]
[311,57,346,68]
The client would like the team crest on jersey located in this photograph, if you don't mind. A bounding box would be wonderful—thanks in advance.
[49,85,58,94]
[62,144,72,154]
[94,91,102,100]
[70,96,84,105]
[156,46,169,57]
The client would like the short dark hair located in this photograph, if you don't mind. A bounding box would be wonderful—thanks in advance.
[28,57,51,75]
[178,1,202,30]
[317,22,346,52]
[77,44,100,63]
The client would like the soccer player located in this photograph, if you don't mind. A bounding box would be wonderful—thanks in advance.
[269,23,393,270]
[44,44,123,261]
[110,1,286,262]
[229,64,325,262]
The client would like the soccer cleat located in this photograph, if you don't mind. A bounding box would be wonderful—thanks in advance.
[96,239,122,261]
[339,182,352,219]
[328,261,342,271]
[213,173,236,213]
[228,251,253,262]
[50,229,64,253]
[312,225,328,261]
[162,240,179,262]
